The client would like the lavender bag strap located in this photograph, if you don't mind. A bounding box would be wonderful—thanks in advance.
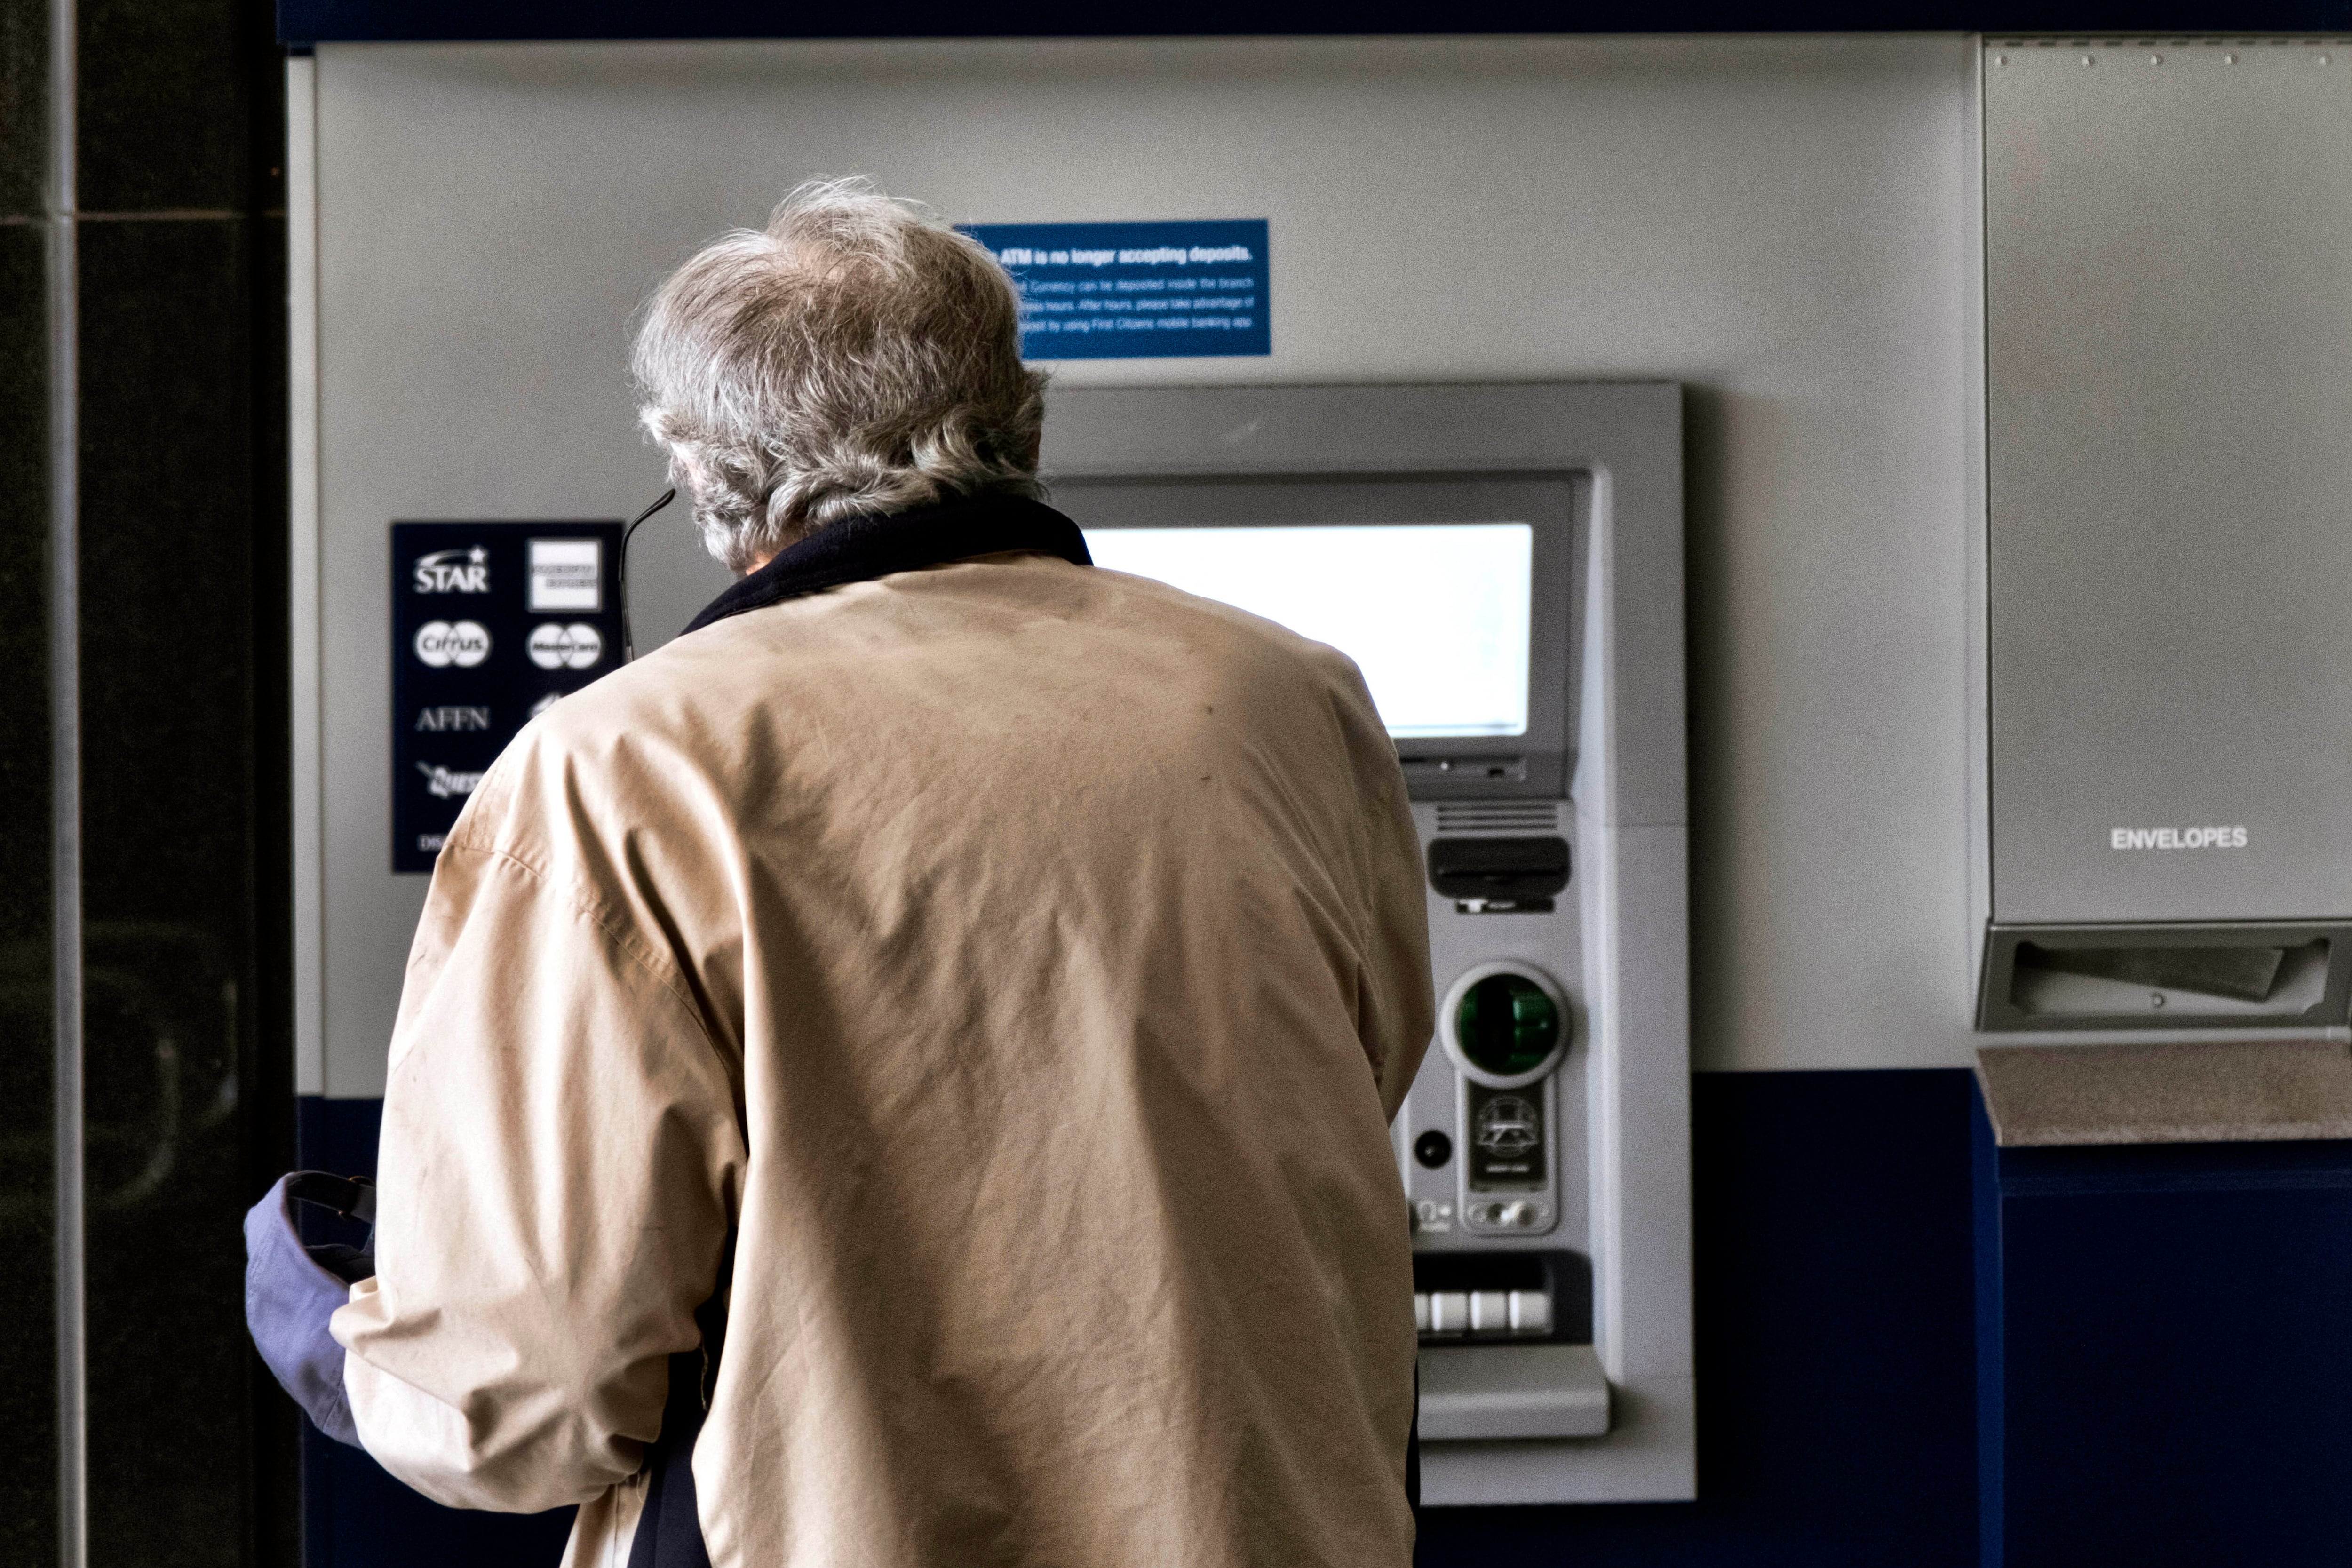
[244,1172,377,1448]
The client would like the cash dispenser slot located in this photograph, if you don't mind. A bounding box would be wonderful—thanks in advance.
[1412,1250,1592,1344]
[1413,1250,1606,1442]
[1428,836,1571,913]
[1978,923,2352,1031]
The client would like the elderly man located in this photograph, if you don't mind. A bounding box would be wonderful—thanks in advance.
[249,179,1432,1567]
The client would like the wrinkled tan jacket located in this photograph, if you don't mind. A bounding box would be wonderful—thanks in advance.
[334,547,1434,1567]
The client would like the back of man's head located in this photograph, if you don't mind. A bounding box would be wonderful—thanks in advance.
[634,177,1046,573]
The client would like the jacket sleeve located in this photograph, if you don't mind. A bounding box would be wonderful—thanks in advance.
[1319,650,1436,1122]
[1361,767,1436,1122]
[332,840,746,1513]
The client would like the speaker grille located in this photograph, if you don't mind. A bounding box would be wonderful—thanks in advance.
[1435,801,1562,835]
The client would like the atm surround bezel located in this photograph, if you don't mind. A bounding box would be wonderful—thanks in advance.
[1043,381,1692,1504]
[1036,380,1688,840]
[1049,470,1583,799]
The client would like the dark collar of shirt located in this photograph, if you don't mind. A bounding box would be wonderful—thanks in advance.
[682,490,1093,637]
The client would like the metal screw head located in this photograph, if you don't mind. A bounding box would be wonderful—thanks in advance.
[2150,53,2162,65]
[2322,54,2334,65]
[1994,53,2008,66]
[2225,51,2239,64]
[2082,54,2096,67]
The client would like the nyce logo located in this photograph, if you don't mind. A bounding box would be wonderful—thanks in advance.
[414,546,490,594]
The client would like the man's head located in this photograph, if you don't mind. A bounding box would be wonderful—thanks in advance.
[634,178,1047,573]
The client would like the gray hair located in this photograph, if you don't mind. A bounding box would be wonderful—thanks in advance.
[633,177,1048,573]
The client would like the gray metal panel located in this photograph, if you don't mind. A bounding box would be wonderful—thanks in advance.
[308,32,1978,1085]
[1986,40,2352,924]
[1593,822,1694,1385]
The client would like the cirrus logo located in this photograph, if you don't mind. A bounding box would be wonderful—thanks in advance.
[414,620,491,668]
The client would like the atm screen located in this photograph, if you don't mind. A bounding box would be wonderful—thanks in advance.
[1082,522,1534,739]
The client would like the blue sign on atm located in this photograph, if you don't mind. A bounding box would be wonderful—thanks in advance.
[390,520,623,873]
[958,219,1271,360]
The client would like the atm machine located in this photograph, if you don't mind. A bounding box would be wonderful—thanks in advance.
[1044,381,1694,1503]
[298,375,1690,1549]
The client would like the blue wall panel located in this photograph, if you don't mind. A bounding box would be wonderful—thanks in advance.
[298,1070,1982,1567]
[1420,1068,1980,1567]
[296,1097,578,1567]
[1979,1130,2352,1568]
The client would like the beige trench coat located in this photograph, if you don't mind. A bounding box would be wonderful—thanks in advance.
[333,542,1434,1567]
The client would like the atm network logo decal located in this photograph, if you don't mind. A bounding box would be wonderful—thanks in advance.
[2108,825,2249,850]
[413,546,490,594]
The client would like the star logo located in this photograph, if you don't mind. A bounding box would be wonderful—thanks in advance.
[412,547,492,594]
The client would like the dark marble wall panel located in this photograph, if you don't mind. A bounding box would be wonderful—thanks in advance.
[0,0,296,1562]
[74,210,262,1568]
[0,211,59,1568]
[0,0,56,1559]
[0,0,41,216]
[245,196,300,1568]
[79,0,251,213]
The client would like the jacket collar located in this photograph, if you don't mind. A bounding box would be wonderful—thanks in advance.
[682,491,1093,637]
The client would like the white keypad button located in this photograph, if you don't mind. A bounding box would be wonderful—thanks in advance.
[1428,1291,1470,1335]
[1508,1289,1553,1337]
[1469,1290,1511,1336]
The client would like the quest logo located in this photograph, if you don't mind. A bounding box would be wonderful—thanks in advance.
[417,762,485,800]
[2109,825,2249,850]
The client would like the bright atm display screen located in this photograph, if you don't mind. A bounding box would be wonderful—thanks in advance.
[1081,522,1534,738]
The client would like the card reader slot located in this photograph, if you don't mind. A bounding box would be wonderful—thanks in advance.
[1402,755,1532,788]
[1427,835,1570,909]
